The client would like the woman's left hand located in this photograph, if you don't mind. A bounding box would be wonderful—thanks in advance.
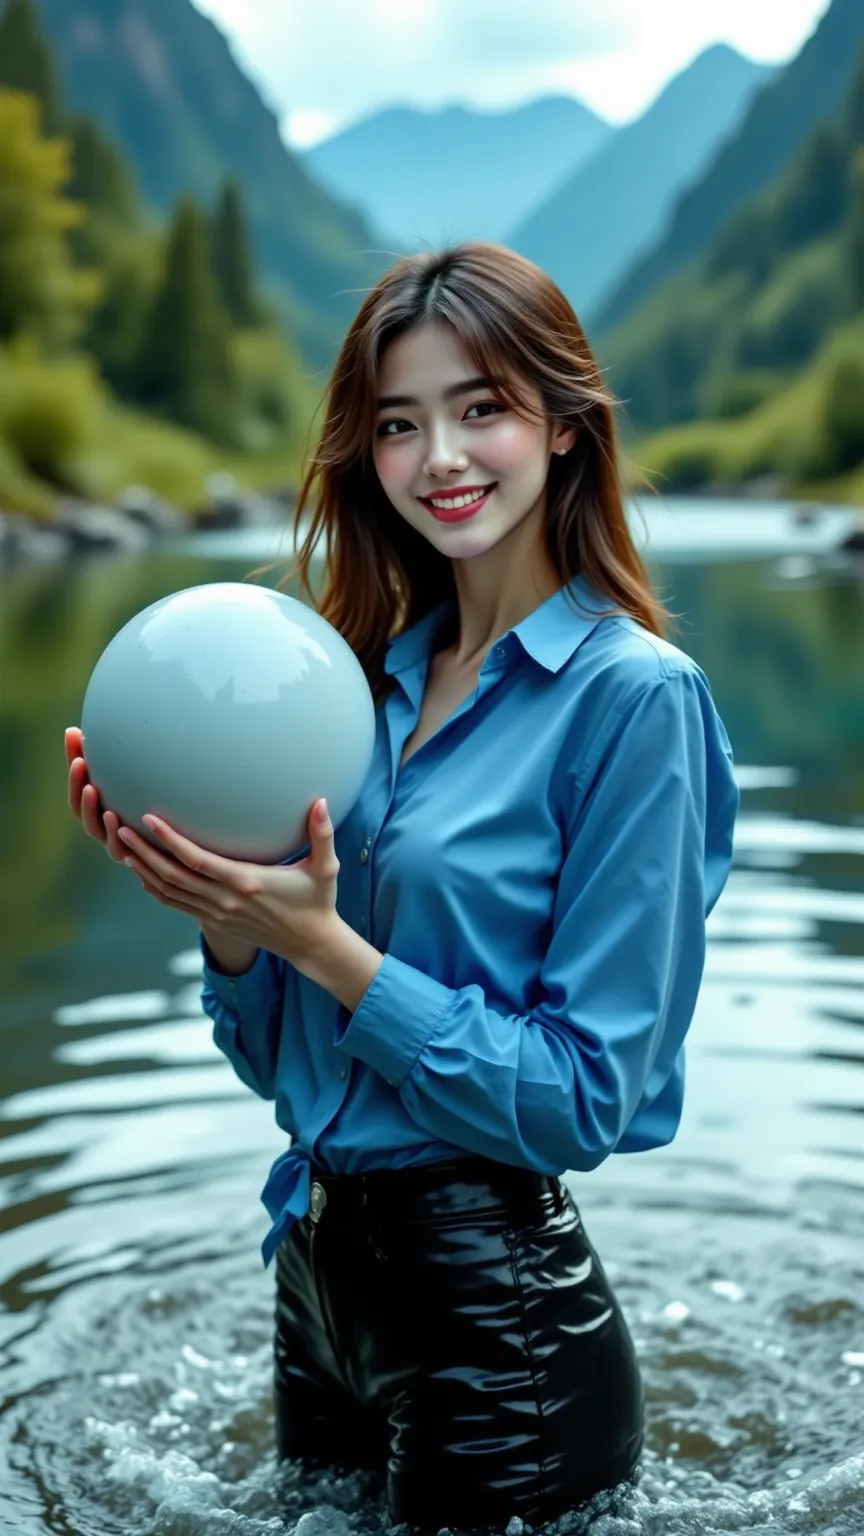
[117,798,340,972]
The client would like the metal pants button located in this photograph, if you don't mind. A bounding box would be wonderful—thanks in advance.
[309,1181,327,1223]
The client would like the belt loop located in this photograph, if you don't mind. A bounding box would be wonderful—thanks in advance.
[548,1175,566,1216]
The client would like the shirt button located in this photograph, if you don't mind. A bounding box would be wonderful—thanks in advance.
[359,848,368,864]
[339,1068,347,1080]
[359,916,366,930]
[496,646,505,658]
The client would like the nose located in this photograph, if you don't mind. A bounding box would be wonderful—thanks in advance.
[423,419,469,478]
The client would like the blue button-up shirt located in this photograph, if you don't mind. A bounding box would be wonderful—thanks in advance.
[201,575,740,1266]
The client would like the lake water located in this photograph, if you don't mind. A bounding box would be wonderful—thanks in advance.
[1,524,863,1536]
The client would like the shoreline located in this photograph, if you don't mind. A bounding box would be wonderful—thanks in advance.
[1,483,862,571]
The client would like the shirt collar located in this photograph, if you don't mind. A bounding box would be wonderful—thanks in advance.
[383,574,614,678]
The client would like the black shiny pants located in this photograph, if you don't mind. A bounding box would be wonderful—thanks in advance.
[274,1156,644,1532]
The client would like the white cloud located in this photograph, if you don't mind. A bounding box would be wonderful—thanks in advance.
[287,109,338,150]
[192,0,831,144]
[578,0,835,120]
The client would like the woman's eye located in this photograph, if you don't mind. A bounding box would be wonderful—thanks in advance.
[376,418,411,437]
[465,401,504,420]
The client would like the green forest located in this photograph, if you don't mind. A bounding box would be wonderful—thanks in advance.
[0,0,322,517]
[602,38,864,503]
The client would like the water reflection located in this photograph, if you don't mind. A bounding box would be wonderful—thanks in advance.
[0,540,862,1535]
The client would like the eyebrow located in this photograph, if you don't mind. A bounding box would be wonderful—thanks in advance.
[377,375,498,410]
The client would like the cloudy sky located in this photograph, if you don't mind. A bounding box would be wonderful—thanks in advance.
[192,0,831,147]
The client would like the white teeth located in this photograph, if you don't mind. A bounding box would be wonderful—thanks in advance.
[427,487,490,510]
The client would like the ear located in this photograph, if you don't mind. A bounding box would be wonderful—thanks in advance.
[551,424,579,457]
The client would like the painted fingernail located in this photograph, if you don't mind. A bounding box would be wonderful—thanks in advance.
[117,829,133,846]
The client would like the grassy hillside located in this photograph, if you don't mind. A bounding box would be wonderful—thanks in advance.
[0,339,324,517]
[627,314,864,501]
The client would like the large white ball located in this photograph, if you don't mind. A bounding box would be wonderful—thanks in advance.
[80,582,376,862]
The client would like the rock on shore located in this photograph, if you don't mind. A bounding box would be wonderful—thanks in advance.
[0,476,293,568]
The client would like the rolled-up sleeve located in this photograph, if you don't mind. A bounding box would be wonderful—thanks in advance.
[335,664,739,1172]
[200,938,292,1100]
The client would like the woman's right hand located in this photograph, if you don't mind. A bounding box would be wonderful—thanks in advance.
[65,725,259,976]
[65,725,129,863]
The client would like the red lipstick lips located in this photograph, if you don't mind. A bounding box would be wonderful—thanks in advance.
[420,483,496,522]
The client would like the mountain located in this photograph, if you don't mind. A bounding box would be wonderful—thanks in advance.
[301,97,611,251]
[27,0,388,365]
[606,43,864,492]
[506,45,772,327]
[597,0,864,334]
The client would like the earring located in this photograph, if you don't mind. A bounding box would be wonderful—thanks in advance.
[557,448,568,456]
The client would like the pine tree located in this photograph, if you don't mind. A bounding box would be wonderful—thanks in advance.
[822,353,864,473]
[839,43,864,313]
[65,114,142,276]
[67,115,138,226]
[211,177,259,326]
[0,0,63,136]
[843,42,864,151]
[777,124,847,251]
[844,148,864,313]
[134,196,238,443]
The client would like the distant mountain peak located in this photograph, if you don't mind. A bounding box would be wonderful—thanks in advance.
[323,92,607,137]
[506,43,773,325]
[302,93,612,249]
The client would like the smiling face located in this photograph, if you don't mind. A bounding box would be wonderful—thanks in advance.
[371,322,575,562]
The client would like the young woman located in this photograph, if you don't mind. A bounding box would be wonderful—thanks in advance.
[66,241,740,1533]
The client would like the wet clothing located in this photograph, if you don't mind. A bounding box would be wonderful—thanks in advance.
[201,576,740,1264]
[272,1156,644,1532]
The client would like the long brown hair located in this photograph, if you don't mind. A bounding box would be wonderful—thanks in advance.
[252,240,674,704]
